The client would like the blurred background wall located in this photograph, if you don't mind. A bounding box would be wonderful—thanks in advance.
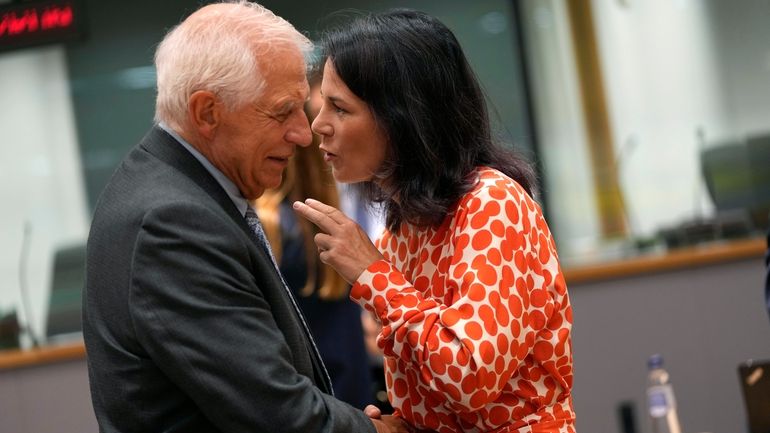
[1,0,769,432]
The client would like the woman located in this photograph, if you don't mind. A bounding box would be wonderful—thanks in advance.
[294,9,575,433]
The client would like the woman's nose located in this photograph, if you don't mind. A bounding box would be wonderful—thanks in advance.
[311,113,332,137]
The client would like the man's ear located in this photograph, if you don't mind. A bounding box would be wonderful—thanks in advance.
[188,90,220,140]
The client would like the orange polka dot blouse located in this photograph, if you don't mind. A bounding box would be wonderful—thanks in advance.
[350,167,576,433]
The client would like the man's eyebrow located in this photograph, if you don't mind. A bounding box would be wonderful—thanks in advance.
[274,101,296,113]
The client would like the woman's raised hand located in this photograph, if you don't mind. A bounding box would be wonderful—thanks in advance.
[293,199,385,283]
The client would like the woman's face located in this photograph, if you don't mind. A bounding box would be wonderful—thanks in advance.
[311,59,388,184]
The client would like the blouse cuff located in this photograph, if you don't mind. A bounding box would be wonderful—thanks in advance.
[350,259,409,317]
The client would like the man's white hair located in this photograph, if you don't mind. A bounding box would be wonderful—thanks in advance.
[154,1,312,129]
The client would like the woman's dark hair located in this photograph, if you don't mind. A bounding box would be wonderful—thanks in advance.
[321,9,536,231]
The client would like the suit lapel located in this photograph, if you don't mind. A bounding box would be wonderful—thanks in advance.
[138,126,333,394]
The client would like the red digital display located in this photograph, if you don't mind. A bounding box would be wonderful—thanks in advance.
[0,0,84,53]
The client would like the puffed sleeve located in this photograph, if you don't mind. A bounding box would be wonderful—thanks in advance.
[350,176,571,413]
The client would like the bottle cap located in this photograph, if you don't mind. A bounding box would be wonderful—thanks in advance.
[648,353,664,370]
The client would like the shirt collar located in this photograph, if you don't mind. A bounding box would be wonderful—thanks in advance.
[158,122,250,217]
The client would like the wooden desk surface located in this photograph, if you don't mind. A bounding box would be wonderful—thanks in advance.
[1,237,766,370]
[0,340,86,371]
[563,236,767,285]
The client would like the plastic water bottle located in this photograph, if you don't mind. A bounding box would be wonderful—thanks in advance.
[646,354,682,433]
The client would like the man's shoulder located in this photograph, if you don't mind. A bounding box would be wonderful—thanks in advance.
[98,149,184,204]
[92,141,221,234]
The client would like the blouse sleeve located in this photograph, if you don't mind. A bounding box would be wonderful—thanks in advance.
[349,178,570,413]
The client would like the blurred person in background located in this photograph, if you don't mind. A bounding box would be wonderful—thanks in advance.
[255,73,374,409]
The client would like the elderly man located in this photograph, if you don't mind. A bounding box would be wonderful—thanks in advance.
[83,2,406,432]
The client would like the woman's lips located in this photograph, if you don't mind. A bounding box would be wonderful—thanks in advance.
[319,144,337,163]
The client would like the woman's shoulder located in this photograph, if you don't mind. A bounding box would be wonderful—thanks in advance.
[465,166,531,203]
[447,166,543,228]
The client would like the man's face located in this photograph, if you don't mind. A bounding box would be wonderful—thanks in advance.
[210,46,312,200]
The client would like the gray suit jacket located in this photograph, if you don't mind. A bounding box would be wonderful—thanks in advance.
[83,126,375,432]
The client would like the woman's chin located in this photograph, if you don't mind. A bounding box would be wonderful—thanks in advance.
[331,169,352,184]
[332,168,373,185]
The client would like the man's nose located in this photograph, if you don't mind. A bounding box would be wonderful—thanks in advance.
[286,112,312,147]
